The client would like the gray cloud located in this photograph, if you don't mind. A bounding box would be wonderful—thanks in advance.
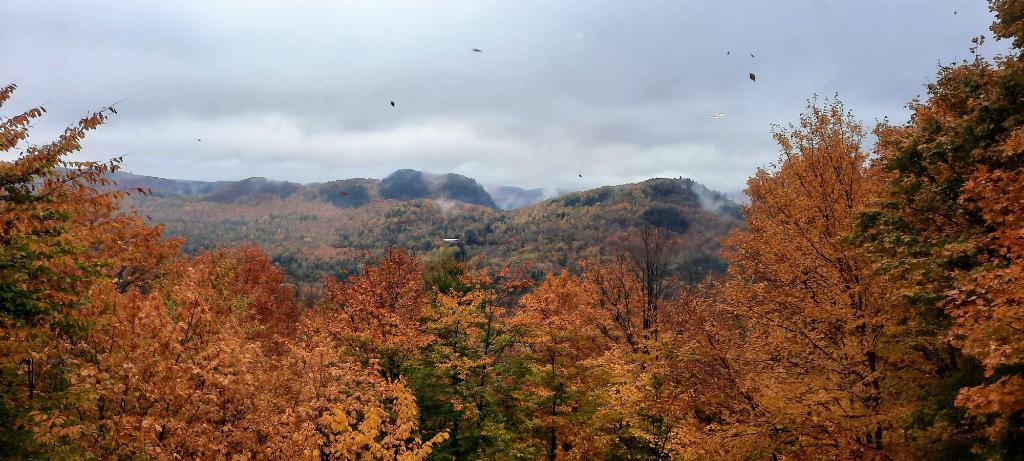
[0,0,1010,192]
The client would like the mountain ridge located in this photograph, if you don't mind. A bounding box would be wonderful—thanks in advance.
[112,169,517,209]
[110,169,739,211]
[121,170,743,285]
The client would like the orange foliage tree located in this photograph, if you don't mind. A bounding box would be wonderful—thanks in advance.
[316,247,432,381]
[951,161,1024,436]
[0,83,179,456]
[507,226,701,459]
[0,84,445,459]
[718,97,926,458]
[860,3,1024,452]
[511,270,595,459]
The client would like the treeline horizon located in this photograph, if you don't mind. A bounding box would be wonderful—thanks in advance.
[3,1,1024,459]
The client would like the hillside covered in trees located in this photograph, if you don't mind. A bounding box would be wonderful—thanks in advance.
[3,2,1024,459]
[126,171,741,287]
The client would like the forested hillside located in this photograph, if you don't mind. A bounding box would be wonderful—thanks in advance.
[2,2,1023,459]
[127,172,741,286]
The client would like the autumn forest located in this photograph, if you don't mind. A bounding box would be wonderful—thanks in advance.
[3,1,1024,460]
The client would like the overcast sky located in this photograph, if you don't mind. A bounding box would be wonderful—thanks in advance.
[0,0,1010,192]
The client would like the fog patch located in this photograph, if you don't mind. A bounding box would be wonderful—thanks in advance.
[432,198,461,216]
[540,187,570,200]
[422,172,446,190]
[681,178,744,220]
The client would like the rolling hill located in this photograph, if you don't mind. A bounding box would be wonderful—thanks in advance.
[119,170,743,284]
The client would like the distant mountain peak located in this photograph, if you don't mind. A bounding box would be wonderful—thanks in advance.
[379,169,496,208]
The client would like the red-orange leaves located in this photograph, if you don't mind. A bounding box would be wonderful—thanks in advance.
[317,247,432,381]
[950,146,1024,422]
